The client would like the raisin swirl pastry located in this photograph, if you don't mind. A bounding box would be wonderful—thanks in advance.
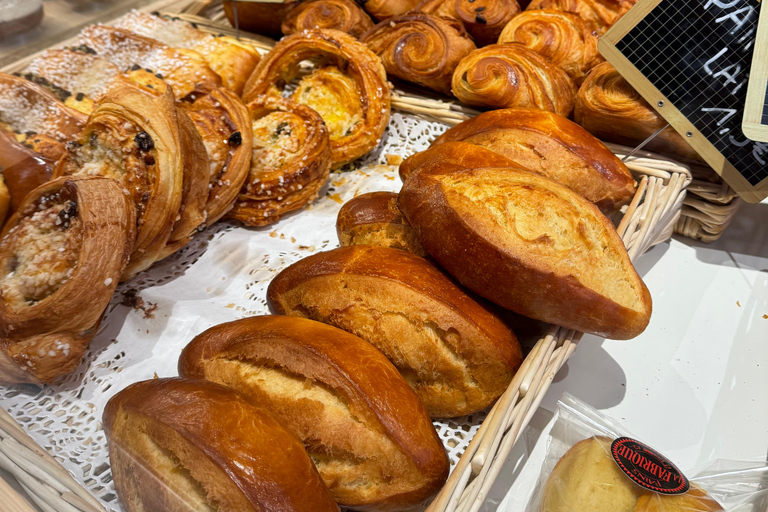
[418,0,521,47]
[243,29,389,168]
[228,96,332,226]
[360,13,476,95]
[54,84,190,280]
[452,43,576,115]
[526,0,636,34]
[575,62,699,161]
[499,10,603,85]
[0,177,136,383]
[282,0,374,38]
[113,11,261,96]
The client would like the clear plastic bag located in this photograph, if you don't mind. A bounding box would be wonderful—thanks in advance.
[527,393,768,512]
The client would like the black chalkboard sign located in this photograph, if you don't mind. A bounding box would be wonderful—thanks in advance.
[599,0,768,203]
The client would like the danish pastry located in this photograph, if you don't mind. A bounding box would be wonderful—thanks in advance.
[526,0,635,34]
[418,0,521,47]
[452,43,576,115]
[0,177,135,383]
[361,13,476,95]
[362,0,421,21]
[282,0,374,38]
[228,95,331,226]
[243,29,390,167]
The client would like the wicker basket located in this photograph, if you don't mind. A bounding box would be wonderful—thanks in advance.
[0,2,693,511]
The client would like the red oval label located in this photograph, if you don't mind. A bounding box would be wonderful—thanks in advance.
[610,437,690,494]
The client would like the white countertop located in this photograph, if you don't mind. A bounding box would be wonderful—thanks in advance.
[492,199,768,511]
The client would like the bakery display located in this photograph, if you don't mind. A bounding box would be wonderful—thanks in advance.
[398,140,521,181]
[498,10,603,85]
[104,377,339,512]
[336,191,428,256]
[398,166,652,339]
[0,177,135,383]
[179,315,450,509]
[417,0,521,47]
[243,29,390,168]
[228,95,331,227]
[282,0,374,38]
[222,0,299,40]
[267,245,523,417]
[113,10,261,95]
[526,0,636,34]
[575,62,700,162]
[432,109,636,212]
[361,13,476,95]
[451,43,576,114]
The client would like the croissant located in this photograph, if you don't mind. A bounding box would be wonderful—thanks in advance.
[54,84,188,280]
[0,177,135,383]
[526,0,636,34]
[222,0,299,40]
[282,0,374,38]
[77,25,221,99]
[228,96,332,226]
[417,0,521,47]
[362,0,421,21]
[243,29,390,168]
[452,43,576,115]
[113,11,261,96]
[575,62,700,161]
[360,13,475,95]
[498,10,603,85]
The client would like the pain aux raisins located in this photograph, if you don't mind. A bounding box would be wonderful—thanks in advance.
[228,131,242,147]
[134,132,154,152]
[57,201,78,229]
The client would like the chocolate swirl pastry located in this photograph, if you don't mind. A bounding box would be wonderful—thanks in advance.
[360,13,476,95]
[282,0,374,38]
[243,29,389,168]
[418,0,521,47]
[228,95,332,227]
[526,0,636,34]
[54,84,190,280]
[451,43,576,115]
[362,0,421,21]
[0,177,135,383]
[499,9,603,85]
[114,11,261,96]
[575,62,700,161]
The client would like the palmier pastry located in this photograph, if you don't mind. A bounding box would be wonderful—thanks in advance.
[417,0,521,47]
[398,166,652,339]
[267,245,523,417]
[243,29,390,167]
[282,0,374,38]
[336,191,428,256]
[575,62,700,161]
[179,315,450,509]
[360,13,476,95]
[526,0,635,34]
[104,378,339,512]
[54,84,188,280]
[114,11,261,95]
[222,0,299,40]
[452,43,576,115]
[0,177,135,383]
[432,108,635,211]
[498,10,603,85]
[362,0,421,21]
[77,25,221,99]
[399,140,520,181]
[228,95,331,226]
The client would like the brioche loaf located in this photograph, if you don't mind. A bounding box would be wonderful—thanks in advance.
[104,378,339,512]
[179,315,449,510]
[398,141,522,182]
[634,487,724,512]
[336,191,427,256]
[431,108,636,212]
[267,245,523,417]
[398,166,652,339]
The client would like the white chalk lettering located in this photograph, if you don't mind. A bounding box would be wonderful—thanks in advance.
[713,63,742,85]
[715,6,755,32]
[704,47,729,75]
[704,0,741,9]
[702,107,738,125]
[731,78,748,95]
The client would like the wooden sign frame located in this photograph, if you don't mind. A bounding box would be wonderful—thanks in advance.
[743,0,768,142]
[599,0,768,204]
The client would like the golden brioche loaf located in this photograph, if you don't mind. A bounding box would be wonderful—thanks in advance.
[179,315,449,510]
[267,245,523,417]
[398,141,522,182]
[336,191,427,256]
[104,378,339,512]
[431,108,636,212]
[398,166,652,339]
[634,487,724,512]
